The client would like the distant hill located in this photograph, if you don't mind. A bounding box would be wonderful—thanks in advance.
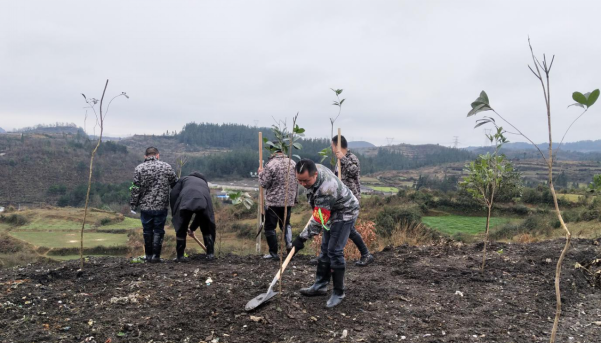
[12,124,85,136]
[0,127,5,134]
[348,141,375,149]
[466,139,601,153]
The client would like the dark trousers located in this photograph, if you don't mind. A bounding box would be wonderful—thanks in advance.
[175,209,216,240]
[349,225,369,256]
[318,219,354,269]
[140,209,168,236]
[264,206,292,253]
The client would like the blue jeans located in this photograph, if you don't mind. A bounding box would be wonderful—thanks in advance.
[318,219,355,269]
[140,209,168,236]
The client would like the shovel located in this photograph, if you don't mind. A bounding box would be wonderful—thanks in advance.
[245,246,296,311]
[188,231,207,253]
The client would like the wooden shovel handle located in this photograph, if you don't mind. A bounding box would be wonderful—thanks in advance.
[190,232,207,253]
[269,218,313,288]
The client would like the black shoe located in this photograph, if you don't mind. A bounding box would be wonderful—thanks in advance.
[206,253,215,260]
[143,233,153,262]
[326,267,345,308]
[355,254,374,267]
[300,261,331,296]
[173,256,189,263]
[308,257,319,266]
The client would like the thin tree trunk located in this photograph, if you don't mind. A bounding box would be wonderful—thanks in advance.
[481,205,492,271]
[278,117,297,303]
[80,80,109,270]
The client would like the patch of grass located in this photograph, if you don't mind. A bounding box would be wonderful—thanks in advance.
[370,186,400,193]
[557,193,583,202]
[18,218,91,231]
[97,217,141,230]
[422,215,514,236]
[9,231,129,249]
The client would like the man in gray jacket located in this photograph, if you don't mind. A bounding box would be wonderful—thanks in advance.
[130,147,177,263]
[258,150,297,259]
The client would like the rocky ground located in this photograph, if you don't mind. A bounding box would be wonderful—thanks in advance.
[1,238,600,343]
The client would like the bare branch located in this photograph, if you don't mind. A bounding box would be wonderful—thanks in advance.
[528,65,542,80]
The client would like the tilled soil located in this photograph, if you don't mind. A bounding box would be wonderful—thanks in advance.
[1,239,600,343]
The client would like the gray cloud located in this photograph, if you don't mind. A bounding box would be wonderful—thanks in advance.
[1,0,600,147]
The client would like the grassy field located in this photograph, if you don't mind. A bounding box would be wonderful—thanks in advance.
[557,193,583,203]
[9,231,129,249]
[369,186,399,193]
[422,215,514,236]
[98,217,141,230]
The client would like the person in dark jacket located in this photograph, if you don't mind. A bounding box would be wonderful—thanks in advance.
[170,171,216,262]
[130,147,178,263]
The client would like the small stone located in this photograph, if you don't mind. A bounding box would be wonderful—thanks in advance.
[341,330,348,339]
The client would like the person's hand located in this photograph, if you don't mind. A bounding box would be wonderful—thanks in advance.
[335,150,345,160]
[258,167,264,173]
[130,208,137,215]
[188,229,195,237]
[291,236,306,252]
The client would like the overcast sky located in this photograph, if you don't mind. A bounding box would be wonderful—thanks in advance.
[1,1,600,147]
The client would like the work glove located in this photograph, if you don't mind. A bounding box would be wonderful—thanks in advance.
[291,236,306,252]
[130,208,137,215]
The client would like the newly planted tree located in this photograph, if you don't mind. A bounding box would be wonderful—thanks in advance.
[318,88,345,166]
[79,80,128,270]
[467,39,598,342]
[263,114,305,303]
[460,127,520,270]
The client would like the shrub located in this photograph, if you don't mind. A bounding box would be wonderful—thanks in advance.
[562,209,580,223]
[375,206,422,237]
[47,184,67,196]
[522,216,541,231]
[579,209,600,222]
[491,223,522,241]
[511,204,531,216]
[387,220,439,247]
[0,214,28,226]
[513,233,537,243]
[233,222,254,239]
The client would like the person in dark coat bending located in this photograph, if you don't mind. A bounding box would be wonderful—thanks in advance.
[170,171,216,262]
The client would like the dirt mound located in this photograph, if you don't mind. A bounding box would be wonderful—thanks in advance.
[0,239,600,342]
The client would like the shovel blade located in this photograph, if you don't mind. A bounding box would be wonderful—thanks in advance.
[245,289,278,311]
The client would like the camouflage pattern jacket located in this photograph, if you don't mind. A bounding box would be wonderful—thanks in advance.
[130,156,178,211]
[337,150,361,201]
[299,164,359,240]
[258,154,297,207]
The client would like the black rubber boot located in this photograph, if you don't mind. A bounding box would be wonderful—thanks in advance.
[151,233,164,263]
[355,254,375,267]
[300,261,331,296]
[143,233,153,262]
[326,267,346,308]
[264,234,278,259]
[308,257,319,266]
[174,238,188,262]
[203,235,215,260]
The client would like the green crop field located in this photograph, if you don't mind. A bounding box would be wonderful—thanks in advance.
[370,186,399,193]
[98,217,141,230]
[9,231,129,249]
[557,193,583,202]
[422,215,514,236]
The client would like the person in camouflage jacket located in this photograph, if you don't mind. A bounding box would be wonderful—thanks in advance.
[291,159,359,308]
[332,135,374,266]
[130,147,177,263]
[258,151,297,259]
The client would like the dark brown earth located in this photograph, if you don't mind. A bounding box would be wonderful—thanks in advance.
[1,239,600,343]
